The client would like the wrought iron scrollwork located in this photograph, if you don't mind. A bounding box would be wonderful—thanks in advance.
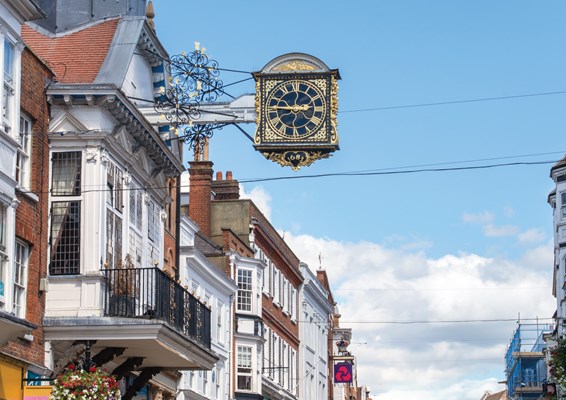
[154,44,225,152]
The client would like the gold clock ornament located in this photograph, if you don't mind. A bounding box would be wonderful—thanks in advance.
[253,53,340,171]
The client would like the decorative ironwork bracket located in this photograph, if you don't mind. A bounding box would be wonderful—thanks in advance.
[153,45,226,154]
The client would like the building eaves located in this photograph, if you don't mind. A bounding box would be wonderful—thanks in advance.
[46,83,184,175]
[6,0,45,22]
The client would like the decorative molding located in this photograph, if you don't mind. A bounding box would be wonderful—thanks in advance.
[99,148,109,165]
[85,147,99,163]
[123,171,131,185]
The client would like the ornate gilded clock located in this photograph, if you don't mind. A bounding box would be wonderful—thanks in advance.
[253,53,340,170]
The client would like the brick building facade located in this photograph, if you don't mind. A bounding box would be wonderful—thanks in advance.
[0,38,53,400]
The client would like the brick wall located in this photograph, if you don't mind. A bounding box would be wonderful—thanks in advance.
[0,48,53,367]
[163,177,178,278]
[188,161,213,237]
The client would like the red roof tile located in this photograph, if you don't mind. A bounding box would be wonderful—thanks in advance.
[22,18,120,84]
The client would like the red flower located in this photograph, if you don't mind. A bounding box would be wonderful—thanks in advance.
[67,363,76,370]
[89,366,97,373]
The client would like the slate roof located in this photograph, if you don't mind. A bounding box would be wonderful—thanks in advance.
[22,18,120,83]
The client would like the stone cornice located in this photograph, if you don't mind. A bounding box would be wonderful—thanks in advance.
[46,84,184,176]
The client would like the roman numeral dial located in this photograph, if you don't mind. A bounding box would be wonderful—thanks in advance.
[265,79,327,139]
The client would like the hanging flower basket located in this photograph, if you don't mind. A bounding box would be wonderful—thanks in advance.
[50,364,121,400]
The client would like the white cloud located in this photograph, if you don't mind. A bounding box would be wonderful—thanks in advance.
[483,223,520,237]
[462,211,495,225]
[283,233,554,400]
[517,228,546,244]
[239,184,272,220]
[463,211,545,244]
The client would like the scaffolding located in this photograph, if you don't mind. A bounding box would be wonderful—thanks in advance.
[505,323,553,399]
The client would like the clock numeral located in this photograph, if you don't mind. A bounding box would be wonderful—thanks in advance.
[310,115,322,126]
[314,105,325,113]
[291,81,300,92]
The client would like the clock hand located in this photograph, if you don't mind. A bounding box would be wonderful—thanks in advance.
[269,104,311,112]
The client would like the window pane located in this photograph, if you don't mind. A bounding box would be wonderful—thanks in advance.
[237,346,252,390]
[16,116,31,186]
[2,40,14,130]
[3,40,13,83]
[237,269,252,311]
[129,182,143,231]
[52,152,82,196]
[50,201,81,275]
[129,230,143,268]
[0,204,6,248]
[237,346,252,367]
[14,242,28,317]
[106,209,122,269]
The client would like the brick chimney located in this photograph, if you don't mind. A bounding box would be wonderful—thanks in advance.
[212,170,240,200]
[188,161,214,237]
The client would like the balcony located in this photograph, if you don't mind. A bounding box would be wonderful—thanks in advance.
[43,267,217,371]
[103,267,211,348]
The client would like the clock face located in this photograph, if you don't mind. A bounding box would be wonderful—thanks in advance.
[265,79,327,139]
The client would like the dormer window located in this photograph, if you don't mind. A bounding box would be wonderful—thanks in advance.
[561,192,566,219]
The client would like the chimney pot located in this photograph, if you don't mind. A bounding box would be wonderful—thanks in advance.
[216,171,222,180]
[227,171,233,180]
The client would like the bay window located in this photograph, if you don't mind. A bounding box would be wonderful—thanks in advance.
[50,152,81,275]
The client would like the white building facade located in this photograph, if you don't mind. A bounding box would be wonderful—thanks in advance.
[178,215,237,400]
[234,249,266,399]
[298,263,333,400]
[550,158,566,338]
[22,12,217,397]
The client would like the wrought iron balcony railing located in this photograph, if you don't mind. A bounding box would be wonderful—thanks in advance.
[102,267,211,348]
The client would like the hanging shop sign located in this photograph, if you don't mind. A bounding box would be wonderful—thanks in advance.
[334,362,353,384]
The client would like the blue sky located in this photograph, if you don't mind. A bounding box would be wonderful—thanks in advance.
[154,1,565,398]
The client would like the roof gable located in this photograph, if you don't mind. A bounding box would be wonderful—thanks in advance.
[49,110,88,133]
[22,18,120,83]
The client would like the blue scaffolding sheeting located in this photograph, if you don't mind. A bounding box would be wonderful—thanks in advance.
[504,323,553,399]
